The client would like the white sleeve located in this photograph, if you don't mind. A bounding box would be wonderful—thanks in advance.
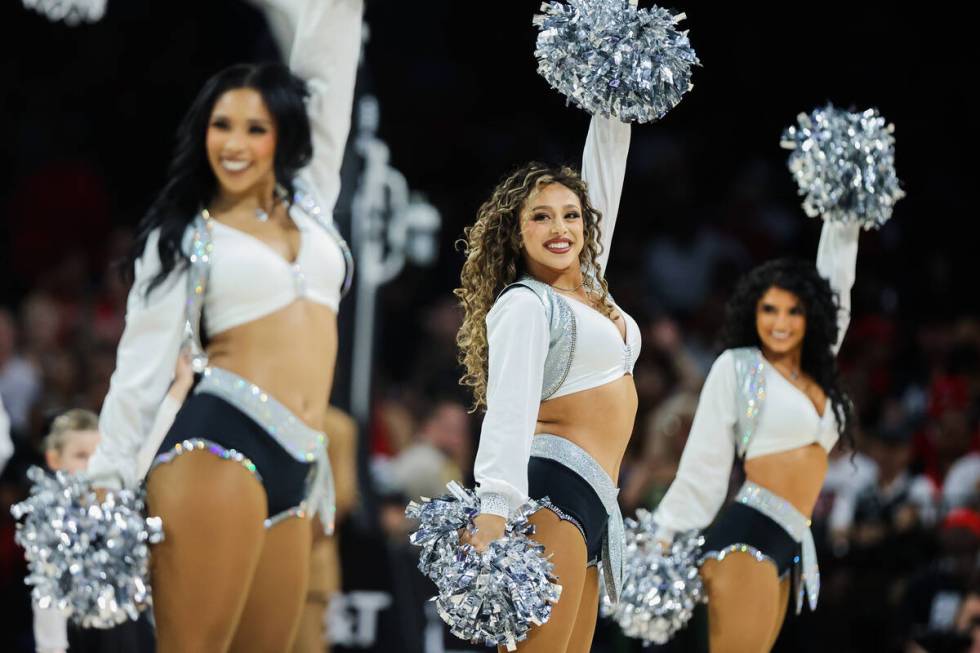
[284,0,363,212]
[33,605,68,653]
[0,394,12,476]
[816,221,861,355]
[580,115,631,277]
[473,289,549,518]
[653,350,738,537]
[135,394,184,481]
[90,229,186,489]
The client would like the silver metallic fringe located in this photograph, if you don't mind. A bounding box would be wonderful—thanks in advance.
[605,509,704,644]
[10,466,163,628]
[533,0,699,123]
[781,104,905,229]
[406,482,562,651]
[22,0,106,25]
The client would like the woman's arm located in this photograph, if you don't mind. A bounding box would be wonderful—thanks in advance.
[266,0,363,213]
[473,288,550,519]
[33,604,68,653]
[90,229,186,489]
[815,221,861,355]
[135,352,195,480]
[580,115,632,277]
[653,350,739,538]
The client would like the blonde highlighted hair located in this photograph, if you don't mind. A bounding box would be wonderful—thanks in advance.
[454,163,613,411]
[44,408,99,453]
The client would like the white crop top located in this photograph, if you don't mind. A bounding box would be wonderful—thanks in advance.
[552,295,641,399]
[206,207,347,334]
[88,0,363,489]
[653,219,861,537]
[474,115,636,518]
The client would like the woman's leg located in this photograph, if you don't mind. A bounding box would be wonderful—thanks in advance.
[566,566,600,653]
[700,553,781,653]
[764,576,791,651]
[290,531,336,653]
[229,515,313,653]
[147,451,268,653]
[501,508,588,653]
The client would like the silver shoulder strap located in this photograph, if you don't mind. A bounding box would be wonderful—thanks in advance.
[730,346,767,458]
[291,181,354,298]
[184,213,212,373]
[499,276,576,401]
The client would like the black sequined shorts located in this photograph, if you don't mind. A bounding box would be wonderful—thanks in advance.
[700,502,800,578]
[528,456,608,565]
[149,392,314,527]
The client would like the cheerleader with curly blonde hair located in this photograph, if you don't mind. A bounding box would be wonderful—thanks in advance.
[454,114,636,653]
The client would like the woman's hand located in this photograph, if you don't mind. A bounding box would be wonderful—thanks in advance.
[461,513,507,552]
[169,351,194,401]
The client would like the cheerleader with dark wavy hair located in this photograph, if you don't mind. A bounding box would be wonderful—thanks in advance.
[86,1,363,651]
[651,220,862,652]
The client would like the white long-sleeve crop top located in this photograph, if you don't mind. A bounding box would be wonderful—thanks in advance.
[652,220,861,537]
[473,116,639,518]
[88,0,363,490]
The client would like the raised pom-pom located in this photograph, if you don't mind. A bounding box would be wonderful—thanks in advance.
[22,0,106,25]
[533,0,699,123]
[781,104,905,229]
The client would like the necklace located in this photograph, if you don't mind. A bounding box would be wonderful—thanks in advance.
[549,279,585,293]
[255,184,290,222]
[781,363,802,381]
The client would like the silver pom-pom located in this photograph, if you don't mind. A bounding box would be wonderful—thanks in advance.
[781,104,905,229]
[406,482,562,651]
[606,509,704,644]
[533,0,699,123]
[22,0,107,25]
[10,466,163,628]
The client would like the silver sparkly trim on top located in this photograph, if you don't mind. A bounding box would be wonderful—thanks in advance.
[184,214,213,374]
[730,347,766,458]
[292,180,354,298]
[529,435,623,603]
[735,481,819,613]
[501,276,577,401]
[195,367,336,534]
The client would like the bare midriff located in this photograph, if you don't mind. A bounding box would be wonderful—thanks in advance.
[205,299,337,431]
[744,443,829,518]
[534,374,637,482]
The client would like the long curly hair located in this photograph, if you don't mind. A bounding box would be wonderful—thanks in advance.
[719,258,854,446]
[454,163,613,411]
